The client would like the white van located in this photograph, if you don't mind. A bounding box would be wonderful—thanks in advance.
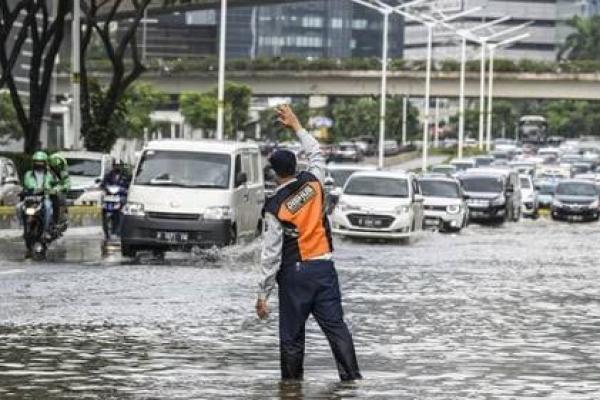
[121,140,263,257]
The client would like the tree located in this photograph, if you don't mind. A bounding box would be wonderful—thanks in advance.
[122,83,167,139]
[0,0,69,154]
[179,82,252,138]
[558,16,600,61]
[80,0,152,151]
[0,91,21,144]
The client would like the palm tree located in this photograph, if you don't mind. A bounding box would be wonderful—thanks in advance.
[558,16,600,60]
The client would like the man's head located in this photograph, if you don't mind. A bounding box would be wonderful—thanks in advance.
[48,154,65,172]
[268,150,297,184]
[32,151,48,173]
[111,160,122,174]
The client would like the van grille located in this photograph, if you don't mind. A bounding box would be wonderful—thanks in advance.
[347,214,394,228]
[147,212,200,221]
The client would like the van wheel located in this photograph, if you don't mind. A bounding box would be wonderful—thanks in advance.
[229,225,238,246]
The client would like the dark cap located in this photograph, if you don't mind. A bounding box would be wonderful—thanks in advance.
[268,150,297,178]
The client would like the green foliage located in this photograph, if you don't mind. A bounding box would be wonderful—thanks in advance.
[259,101,310,141]
[180,82,251,138]
[0,92,22,144]
[559,16,600,61]
[448,100,516,138]
[543,100,600,137]
[439,59,460,72]
[82,81,167,152]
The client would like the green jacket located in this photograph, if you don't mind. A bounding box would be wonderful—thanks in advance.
[23,170,57,194]
[49,155,71,193]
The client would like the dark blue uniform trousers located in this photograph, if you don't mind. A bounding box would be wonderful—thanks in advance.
[277,260,361,381]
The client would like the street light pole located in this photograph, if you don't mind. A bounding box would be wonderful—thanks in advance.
[434,97,440,149]
[402,96,408,147]
[422,23,433,172]
[72,0,81,149]
[478,40,486,151]
[216,0,228,141]
[378,11,390,169]
[458,36,467,159]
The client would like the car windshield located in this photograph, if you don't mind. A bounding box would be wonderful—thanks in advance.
[461,176,503,193]
[66,158,102,177]
[520,177,532,189]
[345,177,409,198]
[536,184,555,195]
[419,180,460,198]
[475,158,493,167]
[432,166,455,174]
[135,150,230,189]
[339,145,354,151]
[555,182,598,197]
[329,169,358,188]
[452,162,473,171]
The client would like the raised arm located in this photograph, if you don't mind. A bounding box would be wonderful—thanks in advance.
[277,105,325,184]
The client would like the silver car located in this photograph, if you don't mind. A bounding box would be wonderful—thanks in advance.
[0,157,22,206]
[419,176,468,232]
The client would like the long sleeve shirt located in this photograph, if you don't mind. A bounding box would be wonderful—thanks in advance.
[258,130,327,300]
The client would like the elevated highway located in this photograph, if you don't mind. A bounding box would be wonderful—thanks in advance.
[56,70,600,100]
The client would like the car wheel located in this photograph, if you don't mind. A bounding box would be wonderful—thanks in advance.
[121,244,137,258]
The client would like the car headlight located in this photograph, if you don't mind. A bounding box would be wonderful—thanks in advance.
[204,206,233,220]
[552,199,562,207]
[123,202,145,216]
[491,196,506,206]
[338,201,360,212]
[589,200,599,209]
[447,204,460,214]
[395,205,410,214]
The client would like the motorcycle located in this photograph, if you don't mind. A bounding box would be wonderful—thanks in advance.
[22,193,50,260]
[102,184,127,241]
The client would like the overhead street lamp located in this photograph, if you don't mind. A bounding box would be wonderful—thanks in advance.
[351,0,430,169]
[486,32,531,151]
[216,0,227,141]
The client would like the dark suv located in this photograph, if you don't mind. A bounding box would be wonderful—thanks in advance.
[459,168,522,223]
[551,180,599,222]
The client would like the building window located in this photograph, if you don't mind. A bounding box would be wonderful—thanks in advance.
[331,18,343,29]
[302,16,323,28]
[352,19,368,30]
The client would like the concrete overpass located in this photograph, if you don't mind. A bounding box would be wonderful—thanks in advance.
[56,70,600,100]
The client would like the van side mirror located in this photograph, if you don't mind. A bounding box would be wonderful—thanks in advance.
[236,172,248,187]
[95,178,102,184]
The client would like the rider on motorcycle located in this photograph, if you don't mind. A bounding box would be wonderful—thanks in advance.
[100,161,130,240]
[19,151,56,240]
[48,153,71,225]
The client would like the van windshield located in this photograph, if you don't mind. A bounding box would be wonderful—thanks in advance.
[328,169,358,188]
[460,176,503,193]
[66,158,102,177]
[419,180,460,198]
[345,177,408,198]
[135,150,231,189]
[555,182,597,197]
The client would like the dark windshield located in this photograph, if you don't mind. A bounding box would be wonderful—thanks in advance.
[461,176,503,193]
[520,177,532,189]
[555,182,598,197]
[66,158,102,177]
[452,162,473,171]
[475,158,493,167]
[135,150,230,189]
[329,169,357,188]
[345,177,409,198]
[432,166,455,175]
[419,180,460,198]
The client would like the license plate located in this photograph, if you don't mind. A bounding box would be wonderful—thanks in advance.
[425,218,440,226]
[25,208,36,216]
[471,211,487,218]
[156,231,189,243]
[571,215,584,221]
[104,195,120,202]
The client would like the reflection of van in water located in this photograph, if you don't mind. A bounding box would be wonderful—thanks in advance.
[121,140,263,257]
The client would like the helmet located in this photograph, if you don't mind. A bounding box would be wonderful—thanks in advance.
[49,153,66,169]
[32,151,48,163]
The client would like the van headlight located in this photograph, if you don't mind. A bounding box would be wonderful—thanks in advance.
[204,206,232,220]
[123,202,145,216]
[395,205,410,214]
[447,204,460,214]
[589,199,599,209]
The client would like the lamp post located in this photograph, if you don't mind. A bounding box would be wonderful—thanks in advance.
[72,0,81,149]
[216,0,228,140]
[486,32,530,151]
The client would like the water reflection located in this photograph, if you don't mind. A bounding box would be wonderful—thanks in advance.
[1,220,600,398]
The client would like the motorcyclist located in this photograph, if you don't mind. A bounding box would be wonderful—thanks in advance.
[48,153,71,225]
[100,161,130,239]
[18,151,56,241]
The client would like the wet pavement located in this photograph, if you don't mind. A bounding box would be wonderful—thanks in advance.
[1,219,600,399]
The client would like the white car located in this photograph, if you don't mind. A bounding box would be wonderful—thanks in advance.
[419,176,468,232]
[326,163,377,193]
[121,139,263,257]
[519,174,539,218]
[58,151,113,205]
[332,171,424,240]
[450,158,476,172]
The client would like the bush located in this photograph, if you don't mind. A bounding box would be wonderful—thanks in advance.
[439,59,460,72]
[389,58,407,71]
[517,59,553,73]
[493,58,519,72]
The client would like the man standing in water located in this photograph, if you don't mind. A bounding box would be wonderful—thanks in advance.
[256,105,361,381]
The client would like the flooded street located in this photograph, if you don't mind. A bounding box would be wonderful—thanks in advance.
[1,220,600,399]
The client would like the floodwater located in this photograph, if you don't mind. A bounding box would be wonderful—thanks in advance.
[1,220,600,399]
